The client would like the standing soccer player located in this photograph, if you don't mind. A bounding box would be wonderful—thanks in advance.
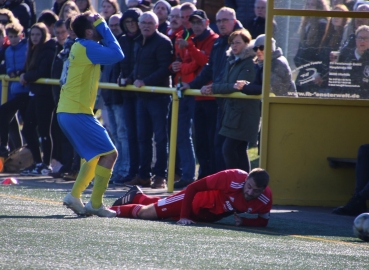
[57,12,124,217]
[111,168,272,227]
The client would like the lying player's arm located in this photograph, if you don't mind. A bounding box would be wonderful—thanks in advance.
[178,178,209,225]
[234,212,270,227]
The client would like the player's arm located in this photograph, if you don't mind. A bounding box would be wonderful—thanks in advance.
[235,212,270,227]
[86,17,124,65]
[178,177,209,224]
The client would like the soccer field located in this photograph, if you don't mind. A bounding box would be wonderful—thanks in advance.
[0,177,368,269]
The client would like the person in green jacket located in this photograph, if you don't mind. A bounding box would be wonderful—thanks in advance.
[203,28,259,173]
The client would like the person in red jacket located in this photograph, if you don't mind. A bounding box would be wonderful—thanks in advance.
[111,168,272,227]
[172,8,220,188]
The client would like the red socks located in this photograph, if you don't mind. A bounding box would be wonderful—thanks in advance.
[111,204,143,218]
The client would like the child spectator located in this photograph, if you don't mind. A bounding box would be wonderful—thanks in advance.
[0,21,28,158]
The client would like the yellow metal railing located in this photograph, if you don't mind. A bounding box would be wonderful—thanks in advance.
[1,75,261,192]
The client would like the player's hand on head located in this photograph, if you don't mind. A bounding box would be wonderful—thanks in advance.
[93,13,102,21]
[234,212,242,226]
[177,218,195,225]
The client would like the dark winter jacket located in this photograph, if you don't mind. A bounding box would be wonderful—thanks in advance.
[212,45,260,142]
[23,39,56,97]
[4,0,31,35]
[115,31,141,99]
[51,41,64,105]
[129,30,173,99]
[158,21,169,35]
[189,21,243,89]
[246,16,278,40]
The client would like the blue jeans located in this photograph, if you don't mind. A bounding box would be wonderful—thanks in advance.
[355,144,369,199]
[193,100,218,179]
[123,97,139,178]
[176,96,196,181]
[136,95,171,179]
[106,104,129,177]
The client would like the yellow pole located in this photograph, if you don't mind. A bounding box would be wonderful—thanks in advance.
[167,91,180,192]
[1,77,8,105]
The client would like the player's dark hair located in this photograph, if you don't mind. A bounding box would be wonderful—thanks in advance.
[38,10,59,27]
[71,12,93,39]
[248,168,269,188]
[6,22,24,36]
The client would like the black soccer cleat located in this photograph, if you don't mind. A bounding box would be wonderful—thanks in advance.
[112,185,143,206]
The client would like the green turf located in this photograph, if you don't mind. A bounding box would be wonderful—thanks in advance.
[0,184,369,269]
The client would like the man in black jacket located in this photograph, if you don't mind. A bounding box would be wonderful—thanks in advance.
[125,11,173,189]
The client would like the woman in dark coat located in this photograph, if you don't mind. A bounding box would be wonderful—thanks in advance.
[208,28,259,173]
[19,23,56,176]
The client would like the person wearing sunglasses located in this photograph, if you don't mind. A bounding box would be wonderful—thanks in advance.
[235,34,297,97]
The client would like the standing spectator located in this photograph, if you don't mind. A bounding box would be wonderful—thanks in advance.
[225,0,256,29]
[113,8,142,185]
[58,13,124,217]
[51,0,68,17]
[174,10,218,188]
[124,11,173,189]
[75,0,96,13]
[0,22,28,158]
[3,0,31,36]
[293,0,329,93]
[37,10,59,37]
[237,34,296,97]
[100,13,129,184]
[166,5,183,48]
[340,3,369,61]
[207,29,257,173]
[49,19,70,177]
[18,23,56,176]
[339,25,369,98]
[153,0,170,34]
[182,7,244,176]
[58,1,80,21]
[101,0,120,21]
[246,0,277,40]
[315,4,349,92]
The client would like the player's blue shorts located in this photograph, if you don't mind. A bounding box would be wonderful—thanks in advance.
[57,113,116,161]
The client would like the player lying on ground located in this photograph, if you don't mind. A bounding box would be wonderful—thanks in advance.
[111,168,272,226]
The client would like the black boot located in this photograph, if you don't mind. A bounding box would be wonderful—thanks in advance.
[332,194,367,216]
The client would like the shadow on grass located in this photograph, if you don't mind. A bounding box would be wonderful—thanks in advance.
[0,215,82,219]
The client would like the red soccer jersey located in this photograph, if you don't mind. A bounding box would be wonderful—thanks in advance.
[181,169,272,223]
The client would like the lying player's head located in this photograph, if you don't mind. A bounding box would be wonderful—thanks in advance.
[71,12,102,41]
[243,168,269,201]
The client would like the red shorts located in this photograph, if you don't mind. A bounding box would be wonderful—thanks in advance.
[154,190,186,220]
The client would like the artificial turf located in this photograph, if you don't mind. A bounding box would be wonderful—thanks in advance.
[0,183,368,270]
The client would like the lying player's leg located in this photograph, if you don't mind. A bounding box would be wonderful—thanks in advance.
[112,190,186,220]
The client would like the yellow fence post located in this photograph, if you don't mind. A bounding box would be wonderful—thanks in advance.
[1,76,8,105]
[167,92,180,192]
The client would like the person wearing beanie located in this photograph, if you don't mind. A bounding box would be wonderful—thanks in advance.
[153,0,171,34]
[235,33,297,97]
[112,7,142,185]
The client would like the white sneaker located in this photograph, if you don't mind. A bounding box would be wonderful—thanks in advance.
[85,201,116,218]
[63,193,86,216]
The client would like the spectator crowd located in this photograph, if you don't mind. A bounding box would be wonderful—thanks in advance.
[0,0,367,191]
